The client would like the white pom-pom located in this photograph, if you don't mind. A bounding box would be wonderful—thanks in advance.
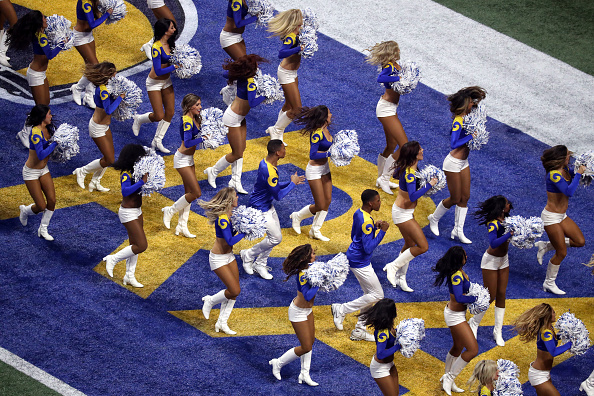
[493,359,523,396]
[304,253,349,292]
[574,150,594,187]
[301,7,319,30]
[555,311,591,355]
[200,107,228,149]
[467,282,490,315]
[464,102,489,151]
[231,205,266,240]
[170,44,202,79]
[220,83,237,107]
[503,215,544,249]
[299,8,319,59]
[415,164,446,196]
[328,129,360,167]
[49,123,79,163]
[254,69,284,104]
[98,0,127,24]
[390,61,421,95]
[132,148,166,196]
[106,75,143,121]
[396,318,426,358]
[45,15,74,51]
[245,0,274,27]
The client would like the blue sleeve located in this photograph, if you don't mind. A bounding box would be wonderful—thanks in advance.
[376,339,401,360]
[84,7,110,29]
[362,229,385,255]
[271,181,295,201]
[101,95,123,115]
[406,176,431,202]
[377,66,400,83]
[152,51,176,76]
[183,126,203,148]
[552,173,582,197]
[31,133,57,160]
[41,42,62,60]
[247,85,266,108]
[279,42,301,59]
[231,0,257,27]
[121,177,145,197]
[542,332,572,357]
[221,225,245,246]
[488,228,512,249]
[450,119,473,149]
[302,283,319,302]
[451,275,477,304]
[309,136,331,160]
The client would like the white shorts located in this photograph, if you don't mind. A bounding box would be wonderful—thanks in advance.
[118,206,142,224]
[376,97,398,118]
[481,252,509,270]
[209,251,236,271]
[73,30,94,46]
[89,118,109,138]
[541,208,567,226]
[444,305,467,327]
[288,300,312,322]
[528,363,551,386]
[22,164,49,181]
[442,153,469,173]
[146,76,173,92]
[305,162,330,180]
[370,357,394,379]
[173,150,194,168]
[277,65,298,85]
[222,107,245,128]
[26,67,46,87]
[392,203,414,225]
[147,0,165,8]
[219,30,243,49]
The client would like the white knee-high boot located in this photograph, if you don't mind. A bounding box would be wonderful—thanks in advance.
[468,308,488,339]
[89,166,110,192]
[73,158,103,189]
[383,248,414,287]
[290,205,314,234]
[443,356,469,395]
[269,347,300,380]
[309,210,330,241]
[83,82,96,109]
[397,262,413,292]
[176,205,196,238]
[162,196,191,229]
[580,370,594,395]
[104,245,135,277]
[132,112,152,136]
[299,351,318,386]
[228,158,247,194]
[19,204,36,226]
[440,353,465,393]
[428,200,449,236]
[0,29,11,67]
[38,209,54,241]
[493,307,505,346]
[543,260,565,295]
[140,37,154,60]
[267,109,292,143]
[204,156,232,188]
[152,120,171,153]
[16,122,31,148]
[202,289,227,319]
[215,298,237,335]
[123,255,143,288]
[451,205,472,244]
[376,154,396,194]
[71,76,91,106]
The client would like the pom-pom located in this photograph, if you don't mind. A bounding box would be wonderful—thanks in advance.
[106,75,143,121]
[390,61,421,95]
[98,0,127,24]
[231,205,266,241]
[415,164,446,196]
[493,359,523,396]
[245,0,274,27]
[396,318,426,358]
[328,129,360,166]
[200,107,228,149]
[464,102,489,151]
[555,311,591,355]
[466,282,490,315]
[220,83,237,106]
[132,147,165,196]
[574,150,594,187]
[49,123,79,163]
[254,69,284,104]
[299,8,319,59]
[45,15,74,51]
[503,215,544,249]
[170,44,202,79]
[304,253,349,292]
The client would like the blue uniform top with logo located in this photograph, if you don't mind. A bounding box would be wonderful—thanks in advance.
[397,167,431,202]
[346,209,386,268]
[215,214,245,246]
[487,219,512,249]
[377,62,400,89]
[374,328,401,360]
[248,159,295,212]
[32,32,62,60]
[450,116,473,149]
[180,115,203,148]
[120,172,144,197]
[279,32,301,59]
[94,84,122,114]
[222,71,266,108]
[29,126,57,160]
[536,328,572,357]
[546,167,582,197]
[297,270,319,302]
[152,40,176,76]
[77,0,110,29]
[309,128,332,160]
[448,270,476,304]
[226,0,257,27]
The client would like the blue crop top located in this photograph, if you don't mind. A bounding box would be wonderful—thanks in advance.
[374,328,401,360]
[226,0,257,27]
[222,72,265,108]
[487,220,512,249]
[215,214,245,246]
[297,270,319,302]
[279,32,301,59]
[180,115,203,148]
[546,167,582,197]
[32,32,62,60]
[309,128,332,160]
[29,126,57,160]
[152,40,176,77]
[248,159,295,212]
[377,62,400,89]
[448,270,476,304]
[76,0,110,29]
[120,172,144,197]
[397,167,431,202]
[93,84,122,115]
[536,328,572,357]
[346,209,386,268]
[450,116,473,150]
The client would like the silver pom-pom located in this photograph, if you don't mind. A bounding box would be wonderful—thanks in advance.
[220,82,237,106]
[415,164,446,196]
[555,311,591,355]
[200,107,228,149]
[299,8,319,59]
[49,123,79,163]
[467,282,490,315]
[98,0,127,24]
[132,147,165,196]
[304,252,349,292]
[328,129,360,167]
[464,102,489,151]
[106,75,143,121]
[390,61,421,95]
[494,359,523,396]
[254,69,284,104]
[396,318,426,358]
[503,215,544,249]
[245,0,274,27]
[45,15,74,51]
[170,44,202,79]
[574,150,594,187]
[231,205,266,240]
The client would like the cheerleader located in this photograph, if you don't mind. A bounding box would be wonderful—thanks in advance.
[433,246,478,395]
[535,145,585,295]
[358,298,401,396]
[366,41,408,195]
[71,0,112,109]
[468,196,513,346]
[73,62,124,192]
[466,360,498,396]
[104,144,148,288]
[289,106,334,241]
[269,244,319,386]
[18,104,58,241]
[428,86,487,244]
[199,187,246,335]
[140,0,176,59]
[220,0,257,60]
[0,0,18,67]
[132,18,179,154]
[513,303,572,395]
[383,141,437,291]
[204,54,267,194]
[265,9,304,144]
[161,93,203,238]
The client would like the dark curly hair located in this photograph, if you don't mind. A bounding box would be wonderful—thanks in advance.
[433,246,467,287]
[153,18,178,50]
[222,54,268,83]
[447,86,487,117]
[474,195,512,226]
[293,106,330,137]
[7,10,44,50]
[112,144,147,174]
[358,298,397,332]
[282,244,314,281]
[394,141,421,178]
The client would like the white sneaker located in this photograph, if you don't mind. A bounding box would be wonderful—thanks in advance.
[350,328,375,342]
[240,250,254,275]
[331,304,345,330]
[203,167,217,189]
[253,263,273,280]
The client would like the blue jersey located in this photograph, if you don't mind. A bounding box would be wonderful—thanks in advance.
[536,328,571,357]
[152,40,176,77]
[226,0,257,27]
[214,214,245,246]
[76,0,109,29]
[397,167,431,202]
[377,62,400,89]
[487,220,512,249]
[447,270,476,304]
[120,172,144,197]
[346,209,386,268]
[279,32,301,59]
[32,32,62,60]
[297,270,318,302]
[309,128,332,160]
[94,84,122,115]
[374,328,401,360]
[29,126,57,160]
[450,116,473,149]
[180,115,203,148]
[248,159,295,211]
[546,167,581,197]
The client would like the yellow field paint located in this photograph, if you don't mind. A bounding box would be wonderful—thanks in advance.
[13,0,152,86]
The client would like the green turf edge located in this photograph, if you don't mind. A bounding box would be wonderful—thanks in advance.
[0,360,62,396]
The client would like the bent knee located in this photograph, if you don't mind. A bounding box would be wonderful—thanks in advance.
[227,286,241,298]
[573,238,585,248]
[152,113,164,122]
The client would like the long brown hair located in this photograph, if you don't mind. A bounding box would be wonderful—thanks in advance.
[541,145,570,173]
[84,61,117,86]
[282,244,313,281]
[394,141,420,178]
[513,303,555,342]
[293,106,329,137]
[181,93,202,127]
[447,86,487,117]
[222,54,267,83]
